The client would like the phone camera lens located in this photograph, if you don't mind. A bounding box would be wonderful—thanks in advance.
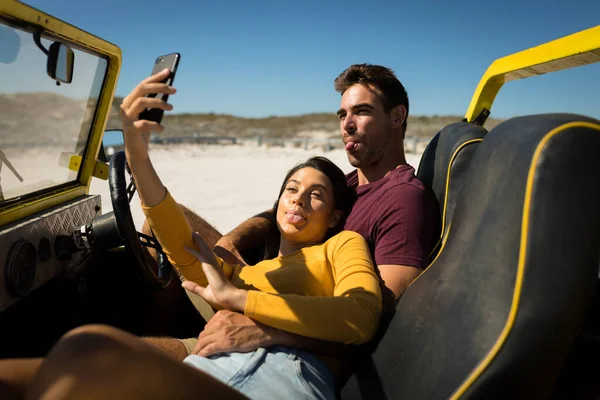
[158,58,164,62]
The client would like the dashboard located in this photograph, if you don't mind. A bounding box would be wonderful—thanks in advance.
[0,195,101,313]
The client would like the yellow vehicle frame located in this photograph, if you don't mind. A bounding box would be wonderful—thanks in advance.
[465,25,600,125]
[0,0,121,225]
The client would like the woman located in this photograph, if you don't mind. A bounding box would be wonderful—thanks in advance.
[0,69,381,400]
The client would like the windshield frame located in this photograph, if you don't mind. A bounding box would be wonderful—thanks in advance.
[0,1,121,225]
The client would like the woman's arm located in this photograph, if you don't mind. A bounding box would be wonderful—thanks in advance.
[120,68,175,208]
[121,70,234,287]
[243,232,382,345]
[142,192,241,289]
[182,231,381,345]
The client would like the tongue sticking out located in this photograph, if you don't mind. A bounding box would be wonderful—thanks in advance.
[345,141,357,152]
[286,213,304,224]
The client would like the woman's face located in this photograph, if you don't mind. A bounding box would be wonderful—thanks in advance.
[276,167,340,246]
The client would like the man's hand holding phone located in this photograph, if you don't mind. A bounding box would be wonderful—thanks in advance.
[120,68,176,161]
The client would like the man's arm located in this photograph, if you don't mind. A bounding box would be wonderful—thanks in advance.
[193,310,349,358]
[212,209,273,266]
[370,185,439,311]
[377,264,423,312]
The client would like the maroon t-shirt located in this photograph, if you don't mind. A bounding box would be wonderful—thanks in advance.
[344,165,439,268]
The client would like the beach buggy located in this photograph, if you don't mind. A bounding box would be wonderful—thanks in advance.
[0,1,599,398]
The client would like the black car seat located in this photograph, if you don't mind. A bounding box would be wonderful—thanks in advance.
[341,114,600,399]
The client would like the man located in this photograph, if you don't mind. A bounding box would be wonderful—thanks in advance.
[144,63,439,366]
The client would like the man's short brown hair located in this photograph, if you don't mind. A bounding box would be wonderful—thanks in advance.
[334,63,409,131]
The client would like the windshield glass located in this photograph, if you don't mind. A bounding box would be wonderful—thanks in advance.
[0,21,107,204]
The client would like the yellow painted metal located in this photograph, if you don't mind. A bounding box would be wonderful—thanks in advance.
[68,155,82,173]
[0,0,121,224]
[64,155,109,180]
[0,186,89,226]
[93,160,109,180]
[465,25,600,124]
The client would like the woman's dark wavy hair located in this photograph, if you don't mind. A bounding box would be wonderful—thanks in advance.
[263,156,356,260]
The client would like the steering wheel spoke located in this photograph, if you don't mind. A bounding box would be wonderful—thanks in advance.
[138,231,162,251]
[126,180,136,203]
[124,161,137,203]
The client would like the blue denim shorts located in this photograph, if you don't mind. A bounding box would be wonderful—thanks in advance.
[183,346,336,400]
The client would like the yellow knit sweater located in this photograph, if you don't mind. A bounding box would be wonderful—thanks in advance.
[142,191,382,345]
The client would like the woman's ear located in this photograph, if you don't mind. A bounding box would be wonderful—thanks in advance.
[329,210,343,228]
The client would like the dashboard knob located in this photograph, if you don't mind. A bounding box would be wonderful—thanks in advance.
[5,239,37,297]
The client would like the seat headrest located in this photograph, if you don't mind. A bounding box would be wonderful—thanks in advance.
[417,122,488,256]
[342,114,600,400]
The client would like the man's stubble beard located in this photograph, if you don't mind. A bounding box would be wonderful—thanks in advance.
[347,131,390,169]
[347,145,385,169]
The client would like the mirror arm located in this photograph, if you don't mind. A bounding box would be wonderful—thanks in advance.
[33,30,64,86]
[32,30,49,56]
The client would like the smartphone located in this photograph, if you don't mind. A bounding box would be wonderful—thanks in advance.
[139,52,181,124]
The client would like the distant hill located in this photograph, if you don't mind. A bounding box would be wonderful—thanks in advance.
[1,93,89,146]
[106,96,505,139]
[1,93,505,146]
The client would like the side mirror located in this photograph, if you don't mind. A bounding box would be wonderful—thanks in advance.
[102,129,125,160]
[0,26,21,64]
[47,42,74,84]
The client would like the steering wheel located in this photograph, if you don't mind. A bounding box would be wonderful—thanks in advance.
[108,150,172,289]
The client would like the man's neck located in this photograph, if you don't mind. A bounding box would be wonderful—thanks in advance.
[357,153,407,186]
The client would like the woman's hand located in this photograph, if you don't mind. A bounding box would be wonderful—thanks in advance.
[183,232,248,312]
[119,68,176,160]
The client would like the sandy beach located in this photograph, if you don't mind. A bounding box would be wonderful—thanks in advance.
[89,144,424,235]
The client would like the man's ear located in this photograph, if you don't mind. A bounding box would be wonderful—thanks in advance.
[391,105,407,129]
[329,210,343,228]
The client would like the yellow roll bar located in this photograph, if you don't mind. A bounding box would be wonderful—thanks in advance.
[465,25,600,125]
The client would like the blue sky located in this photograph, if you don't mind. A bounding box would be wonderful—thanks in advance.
[22,0,600,119]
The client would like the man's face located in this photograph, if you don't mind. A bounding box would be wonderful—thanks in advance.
[337,84,394,169]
